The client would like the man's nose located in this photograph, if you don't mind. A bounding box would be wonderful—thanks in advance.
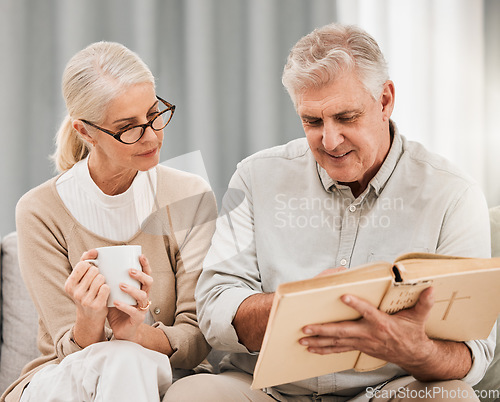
[322,121,344,150]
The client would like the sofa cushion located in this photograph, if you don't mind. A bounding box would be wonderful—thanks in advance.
[472,207,500,401]
[0,232,39,393]
[490,206,500,258]
[0,231,2,365]
[473,319,500,401]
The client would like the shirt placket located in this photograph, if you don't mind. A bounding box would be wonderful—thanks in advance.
[336,194,363,269]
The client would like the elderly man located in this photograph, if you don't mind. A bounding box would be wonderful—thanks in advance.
[165,23,494,401]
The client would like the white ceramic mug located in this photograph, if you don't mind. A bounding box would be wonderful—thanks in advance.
[86,245,142,307]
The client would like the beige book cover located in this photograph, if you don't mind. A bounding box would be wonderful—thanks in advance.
[251,254,500,389]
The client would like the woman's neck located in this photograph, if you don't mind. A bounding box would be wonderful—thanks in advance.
[87,155,138,196]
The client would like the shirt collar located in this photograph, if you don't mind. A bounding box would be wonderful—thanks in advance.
[316,120,403,197]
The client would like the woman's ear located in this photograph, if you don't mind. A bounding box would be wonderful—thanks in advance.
[380,80,395,122]
[73,120,96,147]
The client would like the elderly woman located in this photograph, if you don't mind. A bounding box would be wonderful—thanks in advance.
[1,42,216,402]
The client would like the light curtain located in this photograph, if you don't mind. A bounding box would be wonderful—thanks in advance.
[1,0,498,236]
[337,0,500,206]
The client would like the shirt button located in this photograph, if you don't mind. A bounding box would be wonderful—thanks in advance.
[349,205,356,212]
[340,258,347,266]
[154,307,161,315]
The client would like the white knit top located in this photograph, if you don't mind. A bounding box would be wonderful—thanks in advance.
[55,157,157,242]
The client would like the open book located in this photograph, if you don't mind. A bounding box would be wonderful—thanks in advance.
[252,253,500,389]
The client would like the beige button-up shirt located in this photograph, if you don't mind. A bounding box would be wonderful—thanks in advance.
[196,123,494,400]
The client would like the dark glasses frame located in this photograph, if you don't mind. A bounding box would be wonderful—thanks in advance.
[80,96,175,144]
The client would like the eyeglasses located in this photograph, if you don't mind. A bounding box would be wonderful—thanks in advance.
[80,96,175,144]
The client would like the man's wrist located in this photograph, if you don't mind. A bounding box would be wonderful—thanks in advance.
[402,340,472,382]
[399,338,438,380]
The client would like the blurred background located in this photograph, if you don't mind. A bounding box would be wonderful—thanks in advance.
[1,0,499,235]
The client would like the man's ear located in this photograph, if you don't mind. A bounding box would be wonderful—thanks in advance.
[73,119,96,147]
[380,80,395,122]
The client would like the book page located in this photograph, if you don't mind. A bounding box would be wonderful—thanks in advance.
[379,280,433,314]
[396,256,500,281]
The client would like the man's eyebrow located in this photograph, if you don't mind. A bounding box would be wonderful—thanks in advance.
[333,109,362,117]
[300,114,322,120]
[112,100,160,124]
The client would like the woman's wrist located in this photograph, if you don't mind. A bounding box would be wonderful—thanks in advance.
[133,324,174,356]
[74,313,107,347]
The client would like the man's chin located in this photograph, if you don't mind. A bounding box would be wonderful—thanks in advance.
[323,168,357,185]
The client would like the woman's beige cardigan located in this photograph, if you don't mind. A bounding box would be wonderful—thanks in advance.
[2,165,217,401]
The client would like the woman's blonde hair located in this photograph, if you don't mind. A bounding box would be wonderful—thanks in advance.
[52,41,155,172]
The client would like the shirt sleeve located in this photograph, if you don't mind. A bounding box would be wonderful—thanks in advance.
[436,183,495,385]
[196,163,262,353]
[436,184,491,259]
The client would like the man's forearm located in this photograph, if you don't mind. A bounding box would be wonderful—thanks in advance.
[232,293,274,352]
[401,339,472,382]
